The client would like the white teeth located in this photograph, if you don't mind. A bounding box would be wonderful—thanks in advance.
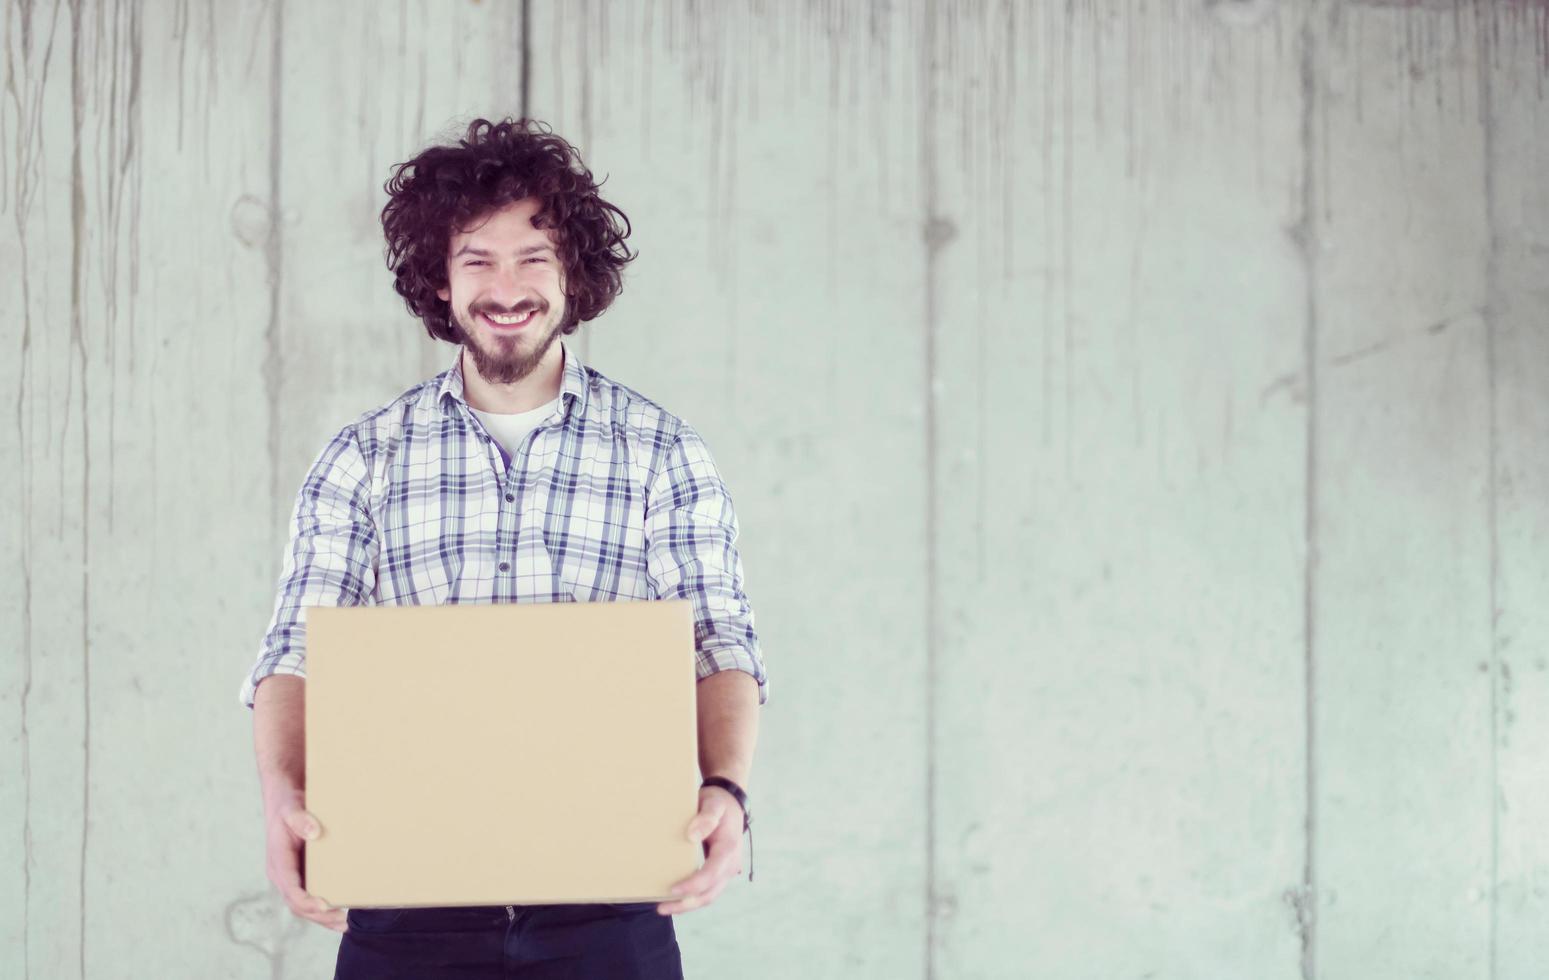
[486,310,532,325]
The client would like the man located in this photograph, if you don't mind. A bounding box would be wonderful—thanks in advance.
[239,117,767,979]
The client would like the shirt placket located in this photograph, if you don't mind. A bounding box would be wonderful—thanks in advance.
[487,414,555,603]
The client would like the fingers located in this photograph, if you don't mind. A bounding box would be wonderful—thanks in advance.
[692,831,741,888]
[266,805,339,931]
[282,807,322,843]
[270,868,346,931]
[657,872,733,916]
[266,829,305,894]
[684,799,725,846]
[658,827,743,916]
[305,899,345,931]
[699,874,733,907]
[309,897,346,928]
[276,876,347,932]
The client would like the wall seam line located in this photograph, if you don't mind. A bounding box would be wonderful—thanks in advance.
[519,0,531,120]
[920,1,940,978]
[1297,6,1322,980]
[263,0,285,560]
[1476,4,1500,977]
[68,2,89,976]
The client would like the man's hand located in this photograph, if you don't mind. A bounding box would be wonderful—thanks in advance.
[657,785,745,915]
[265,788,347,932]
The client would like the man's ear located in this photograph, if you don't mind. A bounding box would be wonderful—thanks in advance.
[437,286,450,303]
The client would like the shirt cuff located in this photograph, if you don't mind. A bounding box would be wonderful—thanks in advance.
[239,662,308,710]
[695,643,769,706]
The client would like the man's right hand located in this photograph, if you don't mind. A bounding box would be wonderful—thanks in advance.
[265,788,347,933]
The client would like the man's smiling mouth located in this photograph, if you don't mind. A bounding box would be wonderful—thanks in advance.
[481,308,538,329]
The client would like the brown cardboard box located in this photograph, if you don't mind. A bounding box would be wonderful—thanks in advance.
[301,599,703,908]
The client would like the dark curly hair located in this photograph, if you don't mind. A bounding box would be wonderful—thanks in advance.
[380,117,636,341]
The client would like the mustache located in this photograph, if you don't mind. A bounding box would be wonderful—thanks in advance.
[475,300,546,317]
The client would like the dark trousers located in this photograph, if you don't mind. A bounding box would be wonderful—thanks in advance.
[335,902,684,979]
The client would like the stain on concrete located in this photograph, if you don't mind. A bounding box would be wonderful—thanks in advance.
[225,891,309,980]
[1206,0,1277,29]
[1259,370,1306,408]
[921,214,958,252]
[1326,310,1484,368]
[230,194,272,249]
[1284,883,1315,947]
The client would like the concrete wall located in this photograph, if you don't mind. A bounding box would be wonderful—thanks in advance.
[4,1,1547,977]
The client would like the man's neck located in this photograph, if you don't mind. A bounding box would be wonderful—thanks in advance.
[461,344,565,414]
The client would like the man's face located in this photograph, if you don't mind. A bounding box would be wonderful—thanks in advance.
[437,196,568,386]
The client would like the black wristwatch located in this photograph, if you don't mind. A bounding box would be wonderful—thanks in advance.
[700,776,754,882]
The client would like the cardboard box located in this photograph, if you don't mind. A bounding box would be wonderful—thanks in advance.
[301,599,703,908]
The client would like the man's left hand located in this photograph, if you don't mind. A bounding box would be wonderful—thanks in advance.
[657,785,744,915]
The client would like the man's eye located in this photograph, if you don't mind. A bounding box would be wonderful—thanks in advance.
[525,257,546,264]
[466,260,486,267]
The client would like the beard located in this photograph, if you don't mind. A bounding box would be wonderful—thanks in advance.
[450,300,564,386]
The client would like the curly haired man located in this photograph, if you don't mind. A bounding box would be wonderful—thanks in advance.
[240,118,767,979]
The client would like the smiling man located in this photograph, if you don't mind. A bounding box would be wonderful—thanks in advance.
[240,117,767,980]
[446,199,566,387]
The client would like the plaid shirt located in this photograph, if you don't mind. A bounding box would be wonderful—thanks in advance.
[239,340,766,708]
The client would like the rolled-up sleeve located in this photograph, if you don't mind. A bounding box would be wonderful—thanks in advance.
[644,422,767,705]
[239,425,379,709]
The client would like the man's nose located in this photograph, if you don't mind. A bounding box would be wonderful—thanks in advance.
[486,266,528,307]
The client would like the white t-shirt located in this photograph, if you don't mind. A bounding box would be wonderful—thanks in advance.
[469,397,561,461]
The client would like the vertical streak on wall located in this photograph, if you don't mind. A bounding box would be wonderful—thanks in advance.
[124,0,143,477]
[262,0,284,548]
[17,134,33,964]
[7,4,59,974]
[1484,5,1549,973]
[1039,2,1055,448]
[571,0,592,367]
[66,3,89,976]
[920,1,940,978]
[1315,7,1494,974]
[1295,4,1322,979]
[520,0,531,119]
[1475,7,1499,976]
[1061,0,1074,480]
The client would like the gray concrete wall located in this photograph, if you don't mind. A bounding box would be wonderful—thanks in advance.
[4,1,1546,977]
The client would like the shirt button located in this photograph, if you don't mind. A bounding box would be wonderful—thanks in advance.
[505,493,515,502]
[498,562,511,572]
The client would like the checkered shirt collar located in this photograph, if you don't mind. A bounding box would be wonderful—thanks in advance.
[437,338,589,418]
